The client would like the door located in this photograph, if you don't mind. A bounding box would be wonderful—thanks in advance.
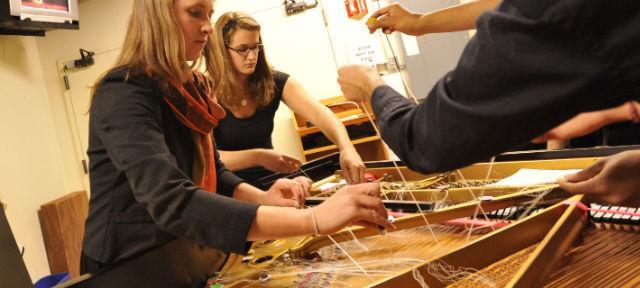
[61,49,120,191]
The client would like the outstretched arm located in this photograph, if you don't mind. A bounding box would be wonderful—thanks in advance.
[367,0,500,35]
[282,77,366,184]
[532,101,640,143]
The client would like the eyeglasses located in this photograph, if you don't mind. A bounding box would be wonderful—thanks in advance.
[226,43,263,56]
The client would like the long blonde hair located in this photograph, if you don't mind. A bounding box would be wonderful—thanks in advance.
[213,12,275,108]
[92,0,223,97]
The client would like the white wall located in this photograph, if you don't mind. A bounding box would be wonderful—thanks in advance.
[0,35,70,282]
[0,0,131,281]
[35,0,132,193]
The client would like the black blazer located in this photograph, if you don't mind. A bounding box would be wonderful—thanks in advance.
[84,68,257,264]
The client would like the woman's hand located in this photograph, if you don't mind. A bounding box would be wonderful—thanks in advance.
[258,149,302,174]
[339,147,366,184]
[311,182,390,235]
[292,176,312,194]
[261,178,311,208]
[367,3,422,35]
[558,150,640,206]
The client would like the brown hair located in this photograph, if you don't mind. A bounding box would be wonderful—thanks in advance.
[91,0,223,99]
[213,11,275,108]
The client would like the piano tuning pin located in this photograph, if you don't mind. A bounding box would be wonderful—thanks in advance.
[241,255,253,263]
[304,251,322,261]
[258,272,272,282]
[478,196,495,202]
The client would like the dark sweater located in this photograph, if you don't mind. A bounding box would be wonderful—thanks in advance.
[214,71,290,186]
[83,68,258,264]
[372,0,640,174]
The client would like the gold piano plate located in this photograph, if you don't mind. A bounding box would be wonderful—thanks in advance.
[213,156,640,287]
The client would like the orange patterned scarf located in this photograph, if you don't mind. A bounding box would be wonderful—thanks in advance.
[163,73,226,192]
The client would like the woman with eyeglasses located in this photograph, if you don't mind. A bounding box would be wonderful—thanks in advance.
[212,12,366,186]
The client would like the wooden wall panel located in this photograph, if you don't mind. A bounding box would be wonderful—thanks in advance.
[38,191,89,278]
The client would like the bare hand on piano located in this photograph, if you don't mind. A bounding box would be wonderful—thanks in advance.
[262,177,312,208]
[558,149,640,206]
[311,182,390,235]
[339,147,366,184]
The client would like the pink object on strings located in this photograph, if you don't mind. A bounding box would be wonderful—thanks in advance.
[445,218,510,230]
[563,200,640,219]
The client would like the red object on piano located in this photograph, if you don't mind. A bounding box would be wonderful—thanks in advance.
[363,173,377,182]
[445,218,511,230]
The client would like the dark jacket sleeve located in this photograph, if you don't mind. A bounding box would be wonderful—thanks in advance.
[214,148,245,198]
[92,75,257,254]
[372,0,637,174]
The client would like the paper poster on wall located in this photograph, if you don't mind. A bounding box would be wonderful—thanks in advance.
[348,38,386,66]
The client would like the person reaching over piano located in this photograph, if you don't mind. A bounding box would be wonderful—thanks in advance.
[337,0,640,174]
[558,150,640,207]
[367,1,640,150]
[81,0,389,275]
[366,0,499,36]
[532,101,640,144]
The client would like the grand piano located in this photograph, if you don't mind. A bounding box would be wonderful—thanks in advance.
[59,145,640,287]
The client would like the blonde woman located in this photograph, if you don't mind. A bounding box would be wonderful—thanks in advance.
[81,0,388,275]
[212,12,366,186]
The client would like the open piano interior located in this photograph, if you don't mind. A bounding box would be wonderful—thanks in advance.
[214,146,640,288]
[59,146,640,287]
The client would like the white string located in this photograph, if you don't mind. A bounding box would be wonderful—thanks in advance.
[462,156,496,242]
[373,0,420,105]
[348,228,370,252]
[412,269,429,288]
[327,235,373,280]
[358,101,440,244]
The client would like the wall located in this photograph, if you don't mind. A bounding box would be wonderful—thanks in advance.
[39,0,352,167]
[35,0,132,193]
[0,0,131,281]
[0,35,69,282]
[39,0,399,170]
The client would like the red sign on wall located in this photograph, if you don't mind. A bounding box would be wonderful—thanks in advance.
[345,0,368,18]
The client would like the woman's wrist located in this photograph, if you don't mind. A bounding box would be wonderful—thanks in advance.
[335,139,355,152]
[234,183,265,203]
[253,148,268,167]
[417,13,433,35]
[629,101,640,123]
[250,206,315,240]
